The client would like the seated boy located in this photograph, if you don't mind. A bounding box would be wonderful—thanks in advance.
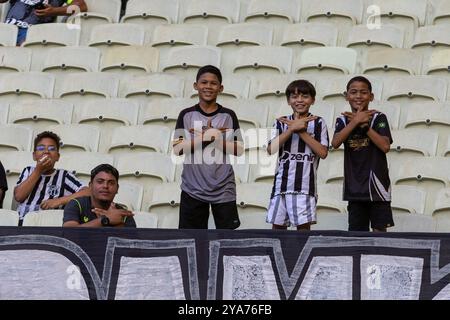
[14,131,89,225]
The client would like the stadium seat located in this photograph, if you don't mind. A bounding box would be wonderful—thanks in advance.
[0,151,33,210]
[391,185,426,215]
[303,0,363,44]
[22,23,80,71]
[179,0,240,43]
[100,46,159,75]
[390,213,435,232]
[0,47,31,73]
[8,99,73,132]
[54,72,119,101]
[72,98,139,153]
[0,209,19,226]
[248,152,278,184]
[432,188,450,231]
[325,157,344,184]
[115,182,144,212]
[22,210,64,227]
[0,3,9,23]
[215,23,273,72]
[161,45,221,78]
[0,101,7,124]
[0,23,17,47]
[431,0,450,25]
[294,47,357,76]
[279,23,338,61]
[244,0,301,23]
[152,24,207,68]
[316,184,347,213]
[411,25,450,57]
[147,182,181,228]
[68,0,122,45]
[119,73,185,104]
[133,211,158,228]
[315,75,383,103]
[362,48,421,76]
[88,23,146,49]
[0,125,33,152]
[311,211,348,231]
[42,46,100,73]
[229,155,250,183]
[115,152,176,212]
[227,99,269,131]
[120,0,179,27]
[138,98,196,129]
[251,74,301,105]
[232,46,293,77]
[368,101,401,130]
[46,124,100,153]
[382,76,447,103]
[107,125,172,155]
[235,182,272,229]
[444,135,450,157]
[0,72,54,101]
[422,49,450,76]
[389,129,438,159]
[364,0,427,47]
[57,151,114,184]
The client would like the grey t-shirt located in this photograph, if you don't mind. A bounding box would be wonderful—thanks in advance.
[174,104,242,203]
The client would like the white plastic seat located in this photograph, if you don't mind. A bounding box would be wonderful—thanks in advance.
[54,72,119,101]
[115,182,144,212]
[227,99,269,132]
[115,152,176,213]
[432,0,450,25]
[0,125,33,152]
[311,212,348,231]
[138,98,196,130]
[325,157,344,184]
[248,151,278,183]
[57,151,114,184]
[147,182,181,228]
[42,46,100,73]
[316,184,347,213]
[88,23,146,49]
[444,135,450,157]
[423,49,450,76]
[294,47,357,76]
[391,185,426,215]
[161,45,221,78]
[107,125,172,155]
[100,46,159,75]
[362,48,421,76]
[120,0,179,27]
[22,23,80,71]
[46,124,100,153]
[364,0,427,47]
[235,183,272,229]
[0,47,31,72]
[179,0,240,43]
[22,210,64,227]
[244,0,301,23]
[119,73,185,104]
[0,23,17,46]
[431,187,450,231]
[390,213,435,232]
[303,0,363,44]
[389,128,438,158]
[0,72,54,101]
[133,211,158,228]
[215,23,273,71]
[382,76,447,103]
[369,101,401,130]
[0,101,7,124]
[411,25,450,57]
[8,99,73,132]
[72,98,139,153]
[68,0,122,45]
[0,209,19,226]
[251,74,305,105]
[233,46,293,77]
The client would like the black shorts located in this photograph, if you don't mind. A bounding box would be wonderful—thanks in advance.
[348,201,394,231]
[179,191,240,229]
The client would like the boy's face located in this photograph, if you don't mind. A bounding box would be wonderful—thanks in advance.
[193,72,223,104]
[32,137,60,166]
[288,91,315,116]
[346,81,374,112]
[89,171,118,203]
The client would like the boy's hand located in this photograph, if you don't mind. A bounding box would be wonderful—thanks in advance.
[342,109,377,126]
[35,155,53,173]
[34,4,58,17]
[40,198,63,210]
[279,115,317,133]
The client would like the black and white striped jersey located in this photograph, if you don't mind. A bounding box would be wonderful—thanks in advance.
[269,114,329,198]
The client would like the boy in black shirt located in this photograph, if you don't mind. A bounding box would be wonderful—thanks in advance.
[332,76,394,232]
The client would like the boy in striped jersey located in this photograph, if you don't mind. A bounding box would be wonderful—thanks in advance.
[266,80,329,231]
[332,76,393,232]
[14,131,90,225]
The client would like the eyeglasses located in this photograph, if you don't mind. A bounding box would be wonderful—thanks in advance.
[35,145,58,152]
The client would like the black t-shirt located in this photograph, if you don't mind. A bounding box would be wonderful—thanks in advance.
[5,0,67,28]
[63,196,137,227]
[334,112,393,202]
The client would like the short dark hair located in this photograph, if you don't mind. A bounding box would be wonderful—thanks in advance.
[196,65,222,84]
[346,76,372,92]
[34,131,61,152]
[285,79,316,100]
[90,164,119,182]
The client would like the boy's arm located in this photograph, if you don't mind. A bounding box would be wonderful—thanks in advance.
[40,186,90,210]
[14,168,42,203]
[332,109,374,148]
[267,130,292,155]
[299,124,328,159]
[34,0,87,17]
[366,129,390,153]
